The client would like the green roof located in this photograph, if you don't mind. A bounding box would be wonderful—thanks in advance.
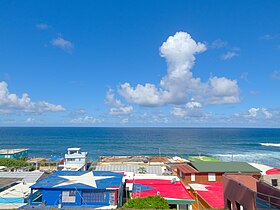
[190,162,261,173]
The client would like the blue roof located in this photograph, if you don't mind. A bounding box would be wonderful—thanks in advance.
[30,171,123,190]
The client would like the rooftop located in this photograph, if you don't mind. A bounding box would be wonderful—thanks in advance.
[127,177,195,203]
[0,178,21,190]
[177,164,198,174]
[190,162,261,173]
[0,148,28,155]
[189,182,224,209]
[95,164,163,175]
[31,171,123,190]
[224,174,258,191]
[0,171,44,183]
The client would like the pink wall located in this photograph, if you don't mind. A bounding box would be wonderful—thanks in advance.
[223,176,256,210]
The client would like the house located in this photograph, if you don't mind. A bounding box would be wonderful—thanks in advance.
[29,171,123,208]
[63,148,88,171]
[223,173,280,210]
[189,182,224,209]
[177,162,261,184]
[0,148,28,160]
[126,175,195,210]
[0,171,45,209]
[95,164,164,175]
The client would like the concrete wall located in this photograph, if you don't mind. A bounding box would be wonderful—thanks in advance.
[223,176,256,210]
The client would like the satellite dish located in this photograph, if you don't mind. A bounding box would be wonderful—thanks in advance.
[171,178,176,184]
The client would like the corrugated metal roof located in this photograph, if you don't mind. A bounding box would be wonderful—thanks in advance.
[0,172,44,183]
[191,162,261,173]
[95,165,162,175]
[177,164,198,174]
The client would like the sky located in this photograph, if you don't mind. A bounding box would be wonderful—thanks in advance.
[0,0,280,127]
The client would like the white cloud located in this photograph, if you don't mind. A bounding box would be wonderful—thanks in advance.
[208,77,239,104]
[172,100,205,118]
[248,108,260,117]
[221,51,238,60]
[0,81,65,114]
[106,89,133,116]
[109,106,133,116]
[118,32,240,106]
[36,23,50,30]
[211,39,228,49]
[247,107,272,119]
[70,116,103,124]
[50,37,74,52]
[26,117,35,123]
[262,108,272,119]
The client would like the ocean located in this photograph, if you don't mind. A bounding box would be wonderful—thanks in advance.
[0,127,279,167]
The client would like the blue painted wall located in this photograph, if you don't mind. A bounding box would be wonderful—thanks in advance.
[0,150,28,159]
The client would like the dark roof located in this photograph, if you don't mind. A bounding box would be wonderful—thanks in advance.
[177,164,198,174]
[0,178,21,190]
[190,162,261,173]
[224,174,258,191]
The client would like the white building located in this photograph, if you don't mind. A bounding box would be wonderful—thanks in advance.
[63,148,88,171]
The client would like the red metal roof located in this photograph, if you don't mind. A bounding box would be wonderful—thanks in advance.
[126,179,194,201]
[177,164,198,174]
[266,168,280,175]
[191,182,224,209]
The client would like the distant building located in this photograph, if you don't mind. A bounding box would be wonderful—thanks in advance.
[63,148,88,171]
[177,162,261,184]
[29,171,123,208]
[0,148,28,160]
[126,175,195,210]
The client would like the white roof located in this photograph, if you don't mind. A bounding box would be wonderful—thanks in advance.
[95,165,163,175]
[0,172,44,183]
[68,148,80,151]
[0,182,31,198]
[249,163,273,175]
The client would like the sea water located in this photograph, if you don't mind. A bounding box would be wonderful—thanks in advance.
[0,127,279,167]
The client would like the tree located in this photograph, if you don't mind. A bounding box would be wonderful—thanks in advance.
[122,195,169,209]
[0,158,28,167]
[137,166,147,174]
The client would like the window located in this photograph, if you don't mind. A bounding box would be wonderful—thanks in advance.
[208,173,216,182]
[191,173,195,182]
[82,190,106,203]
[62,191,76,203]
[272,179,278,187]
[109,192,115,205]
[236,201,244,210]
[179,170,183,178]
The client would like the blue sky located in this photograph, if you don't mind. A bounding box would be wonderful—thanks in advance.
[0,0,280,127]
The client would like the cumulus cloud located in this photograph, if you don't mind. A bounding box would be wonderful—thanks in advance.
[36,23,50,30]
[247,107,272,119]
[26,117,35,123]
[106,89,133,116]
[118,32,240,106]
[0,81,65,114]
[50,37,74,52]
[172,100,205,118]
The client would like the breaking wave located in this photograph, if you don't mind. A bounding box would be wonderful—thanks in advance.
[260,143,280,147]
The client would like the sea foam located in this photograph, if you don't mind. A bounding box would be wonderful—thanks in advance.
[260,143,280,147]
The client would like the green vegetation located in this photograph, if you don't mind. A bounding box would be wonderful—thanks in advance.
[0,158,28,167]
[137,166,147,174]
[122,195,169,209]
[188,156,220,162]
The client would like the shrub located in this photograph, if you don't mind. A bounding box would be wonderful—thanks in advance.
[0,158,28,167]
[122,195,169,209]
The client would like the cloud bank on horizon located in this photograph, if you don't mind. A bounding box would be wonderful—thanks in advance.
[117,32,240,107]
